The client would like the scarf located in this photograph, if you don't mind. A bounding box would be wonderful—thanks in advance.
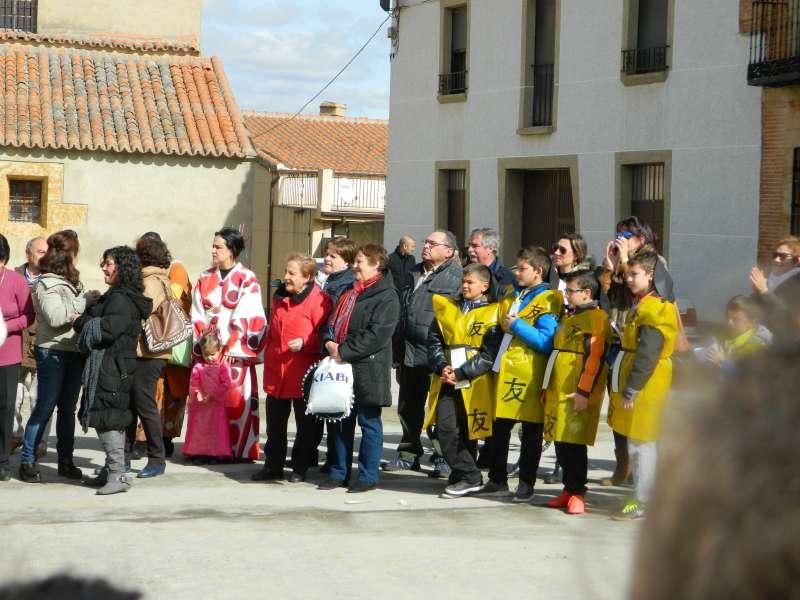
[77,317,105,433]
[768,266,800,292]
[330,273,384,344]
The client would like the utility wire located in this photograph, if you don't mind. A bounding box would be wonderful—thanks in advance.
[251,13,392,141]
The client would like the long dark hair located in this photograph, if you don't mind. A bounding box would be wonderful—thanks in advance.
[39,230,81,287]
[136,236,171,269]
[617,216,657,247]
[103,246,143,293]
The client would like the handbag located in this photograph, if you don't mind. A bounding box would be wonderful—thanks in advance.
[143,279,192,353]
[303,357,354,421]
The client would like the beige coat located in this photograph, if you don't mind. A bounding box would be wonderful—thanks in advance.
[137,266,172,360]
[32,274,86,352]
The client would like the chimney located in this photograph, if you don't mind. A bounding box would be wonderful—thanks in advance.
[319,101,347,117]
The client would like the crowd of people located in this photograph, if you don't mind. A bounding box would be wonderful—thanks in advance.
[0,222,798,518]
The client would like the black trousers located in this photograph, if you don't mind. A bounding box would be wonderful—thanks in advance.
[436,385,480,484]
[554,441,588,494]
[396,365,431,458]
[489,418,544,486]
[264,396,316,476]
[126,358,167,464]
[0,364,19,468]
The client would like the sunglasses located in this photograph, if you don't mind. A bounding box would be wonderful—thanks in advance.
[773,251,796,261]
[552,245,570,255]
[616,230,635,240]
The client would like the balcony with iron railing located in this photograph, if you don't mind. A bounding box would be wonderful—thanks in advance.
[438,70,468,96]
[621,46,669,75]
[748,0,800,86]
[1,0,37,32]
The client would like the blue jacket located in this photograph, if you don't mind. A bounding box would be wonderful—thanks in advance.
[508,282,558,355]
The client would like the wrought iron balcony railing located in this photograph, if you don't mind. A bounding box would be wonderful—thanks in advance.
[621,46,669,75]
[1,0,37,32]
[438,71,468,95]
[748,0,800,86]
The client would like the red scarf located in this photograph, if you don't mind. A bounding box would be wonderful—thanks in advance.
[330,272,384,344]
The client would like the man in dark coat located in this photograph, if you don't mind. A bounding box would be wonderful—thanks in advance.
[388,236,416,290]
[467,228,515,296]
[385,230,463,471]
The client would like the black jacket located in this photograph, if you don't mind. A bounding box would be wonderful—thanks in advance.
[74,287,152,431]
[388,248,416,291]
[399,259,463,368]
[427,296,504,381]
[323,273,400,408]
[756,270,800,342]
[488,257,515,297]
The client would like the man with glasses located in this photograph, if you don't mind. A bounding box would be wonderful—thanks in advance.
[384,230,463,472]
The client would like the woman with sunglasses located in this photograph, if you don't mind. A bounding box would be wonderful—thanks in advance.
[550,233,595,301]
[750,236,800,342]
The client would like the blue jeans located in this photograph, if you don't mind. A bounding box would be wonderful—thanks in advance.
[328,404,383,485]
[20,348,84,464]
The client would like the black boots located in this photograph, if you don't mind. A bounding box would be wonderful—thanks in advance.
[19,462,41,483]
[58,460,83,480]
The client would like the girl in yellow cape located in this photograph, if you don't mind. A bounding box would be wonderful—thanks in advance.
[542,270,611,515]
[608,249,679,520]
[424,263,503,498]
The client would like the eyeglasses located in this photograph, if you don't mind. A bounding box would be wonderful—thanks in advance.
[616,230,635,240]
[552,245,570,255]
[773,251,796,261]
[564,287,587,295]
[423,239,451,249]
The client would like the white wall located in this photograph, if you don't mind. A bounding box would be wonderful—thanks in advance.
[385,0,761,318]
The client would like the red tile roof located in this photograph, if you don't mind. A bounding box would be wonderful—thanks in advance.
[0,30,200,55]
[0,46,252,158]
[243,112,388,176]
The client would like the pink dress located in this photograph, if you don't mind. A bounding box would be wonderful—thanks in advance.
[182,360,234,458]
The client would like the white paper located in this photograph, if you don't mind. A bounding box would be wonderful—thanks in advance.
[450,347,471,389]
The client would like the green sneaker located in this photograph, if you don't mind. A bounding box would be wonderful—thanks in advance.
[613,499,646,520]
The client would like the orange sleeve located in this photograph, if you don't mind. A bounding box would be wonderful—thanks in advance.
[577,328,606,397]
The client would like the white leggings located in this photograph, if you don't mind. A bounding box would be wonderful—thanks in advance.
[628,438,657,504]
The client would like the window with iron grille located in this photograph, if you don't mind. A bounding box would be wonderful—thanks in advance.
[8,179,43,223]
[624,163,665,252]
[792,148,800,236]
[622,0,669,75]
[1,0,37,32]
[523,0,557,128]
[439,4,468,95]
[441,169,467,248]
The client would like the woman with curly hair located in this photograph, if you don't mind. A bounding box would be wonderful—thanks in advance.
[76,247,152,495]
[126,236,174,479]
[19,230,95,484]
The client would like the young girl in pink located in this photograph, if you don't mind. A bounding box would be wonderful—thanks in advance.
[182,331,234,463]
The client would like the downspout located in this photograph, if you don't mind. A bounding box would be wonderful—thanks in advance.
[266,168,280,311]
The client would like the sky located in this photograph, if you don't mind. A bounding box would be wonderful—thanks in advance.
[201,0,392,119]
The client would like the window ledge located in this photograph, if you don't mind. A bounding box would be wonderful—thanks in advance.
[620,70,668,87]
[517,125,555,136]
[437,92,467,104]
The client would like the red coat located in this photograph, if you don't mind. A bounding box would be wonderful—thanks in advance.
[263,283,332,399]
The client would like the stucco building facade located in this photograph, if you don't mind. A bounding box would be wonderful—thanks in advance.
[385,0,763,317]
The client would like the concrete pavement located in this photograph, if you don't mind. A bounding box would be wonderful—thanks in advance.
[1,403,637,599]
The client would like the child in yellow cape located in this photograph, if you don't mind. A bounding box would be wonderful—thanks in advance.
[608,249,679,520]
[424,264,503,497]
[697,295,769,372]
[483,246,563,501]
[542,270,611,514]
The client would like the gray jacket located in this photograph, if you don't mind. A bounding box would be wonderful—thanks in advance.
[33,274,86,352]
[400,258,463,368]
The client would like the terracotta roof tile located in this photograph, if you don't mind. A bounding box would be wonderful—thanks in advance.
[243,112,388,176]
[0,30,200,56]
[0,45,250,159]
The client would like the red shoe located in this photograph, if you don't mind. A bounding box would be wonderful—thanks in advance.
[566,494,585,515]
[546,490,571,508]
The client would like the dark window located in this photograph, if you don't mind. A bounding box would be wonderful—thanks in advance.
[439,5,468,95]
[8,179,43,223]
[792,148,800,236]
[625,163,665,252]
[521,169,575,249]
[530,0,556,127]
[444,169,467,248]
[622,0,669,75]
[1,0,37,33]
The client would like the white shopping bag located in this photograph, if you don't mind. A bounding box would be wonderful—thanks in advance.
[304,357,354,420]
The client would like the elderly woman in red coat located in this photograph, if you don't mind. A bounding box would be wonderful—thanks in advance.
[252,253,332,483]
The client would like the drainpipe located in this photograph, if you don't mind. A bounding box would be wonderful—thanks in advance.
[266,168,280,311]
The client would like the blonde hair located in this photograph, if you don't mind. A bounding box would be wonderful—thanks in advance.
[199,330,222,360]
[285,252,317,279]
[775,236,800,256]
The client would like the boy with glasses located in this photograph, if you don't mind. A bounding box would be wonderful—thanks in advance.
[541,271,611,514]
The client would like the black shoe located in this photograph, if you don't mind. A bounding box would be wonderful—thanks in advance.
[137,462,166,479]
[0,467,10,482]
[317,478,346,490]
[347,480,376,493]
[319,464,331,474]
[443,479,484,497]
[288,471,305,483]
[58,461,83,480]
[130,442,147,461]
[19,462,41,483]
[163,438,175,458]
[251,468,283,482]
[84,468,108,488]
